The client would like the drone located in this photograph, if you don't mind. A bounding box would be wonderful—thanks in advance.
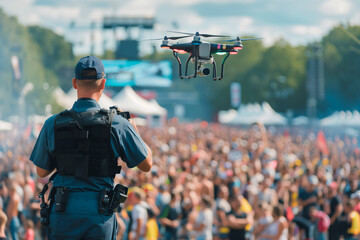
[151,31,261,80]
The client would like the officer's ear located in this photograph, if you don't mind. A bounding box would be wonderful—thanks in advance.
[100,78,106,90]
[72,78,78,90]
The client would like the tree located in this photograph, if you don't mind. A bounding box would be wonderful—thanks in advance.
[237,39,307,113]
[322,24,360,112]
[28,26,76,91]
[0,9,75,118]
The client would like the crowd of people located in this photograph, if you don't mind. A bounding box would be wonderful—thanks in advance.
[0,120,359,240]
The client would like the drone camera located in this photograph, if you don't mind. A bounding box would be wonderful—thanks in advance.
[198,67,211,76]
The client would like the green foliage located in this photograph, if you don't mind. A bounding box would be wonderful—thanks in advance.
[0,9,75,118]
[0,9,27,117]
[28,26,76,91]
[322,24,360,111]
[194,39,307,113]
[242,39,307,112]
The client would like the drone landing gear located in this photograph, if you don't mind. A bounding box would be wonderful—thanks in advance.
[212,53,230,81]
[173,52,198,79]
[173,52,230,81]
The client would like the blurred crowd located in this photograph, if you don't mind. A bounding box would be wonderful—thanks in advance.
[0,121,359,240]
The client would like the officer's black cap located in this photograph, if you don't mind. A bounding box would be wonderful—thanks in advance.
[75,56,106,80]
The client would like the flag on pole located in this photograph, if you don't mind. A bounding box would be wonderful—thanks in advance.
[317,130,329,156]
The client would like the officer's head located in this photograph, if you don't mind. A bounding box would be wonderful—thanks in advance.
[72,56,106,99]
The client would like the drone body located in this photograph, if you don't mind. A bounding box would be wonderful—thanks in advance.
[156,31,261,80]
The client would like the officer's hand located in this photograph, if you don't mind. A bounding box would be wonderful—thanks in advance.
[115,106,140,134]
[112,105,121,111]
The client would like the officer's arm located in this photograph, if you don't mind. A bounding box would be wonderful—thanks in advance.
[36,166,51,178]
[128,119,153,172]
[136,144,152,172]
[30,116,57,178]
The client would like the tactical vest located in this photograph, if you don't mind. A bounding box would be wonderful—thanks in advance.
[54,109,121,178]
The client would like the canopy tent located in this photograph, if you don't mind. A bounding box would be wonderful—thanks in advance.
[218,109,237,124]
[259,102,287,125]
[112,86,167,116]
[292,116,309,126]
[219,102,287,126]
[0,120,13,131]
[320,111,360,127]
[52,87,74,109]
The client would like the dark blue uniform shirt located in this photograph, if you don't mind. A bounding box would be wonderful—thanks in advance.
[30,98,148,191]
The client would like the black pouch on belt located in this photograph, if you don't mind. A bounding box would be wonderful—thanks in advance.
[54,187,68,212]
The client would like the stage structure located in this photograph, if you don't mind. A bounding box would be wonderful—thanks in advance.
[103,16,155,60]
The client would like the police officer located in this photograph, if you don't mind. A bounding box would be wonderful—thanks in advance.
[30,56,152,240]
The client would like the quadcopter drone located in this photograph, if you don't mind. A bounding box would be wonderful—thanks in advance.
[151,31,261,81]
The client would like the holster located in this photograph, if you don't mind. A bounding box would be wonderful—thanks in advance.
[99,184,128,215]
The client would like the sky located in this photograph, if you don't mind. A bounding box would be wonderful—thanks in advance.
[0,0,359,56]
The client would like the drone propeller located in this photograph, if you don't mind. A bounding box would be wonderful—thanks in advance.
[142,35,191,41]
[168,30,230,38]
[224,37,263,42]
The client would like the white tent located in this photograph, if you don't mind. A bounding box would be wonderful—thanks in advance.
[218,109,237,124]
[0,120,13,131]
[259,102,287,125]
[52,87,74,109]
[232,103,263,125]
[292,116,309,126]
[112,86,167,116]
[219,102,287,125]
[320,111,360,127]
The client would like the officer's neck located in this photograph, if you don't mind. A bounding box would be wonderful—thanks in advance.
[76,90,102,102]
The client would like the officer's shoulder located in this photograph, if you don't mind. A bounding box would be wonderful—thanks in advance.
[43,113,60,126]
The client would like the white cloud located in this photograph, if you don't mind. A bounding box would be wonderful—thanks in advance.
[257,27,285,47]
[54,27,65,36]
[173,0,256,6]
[27,13,41,25]
[88,8,110,22]
[320,0,352,16]
[36,6,80,21]
[114,0,160,16]
[291,25,323,36]
[228,16,255,35]
[291,19,342,43]
[0,0,34,24]
[175,11,206,29]
[349,12,360,25]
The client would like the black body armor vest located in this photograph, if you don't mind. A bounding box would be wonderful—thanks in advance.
[54,109,121,178]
